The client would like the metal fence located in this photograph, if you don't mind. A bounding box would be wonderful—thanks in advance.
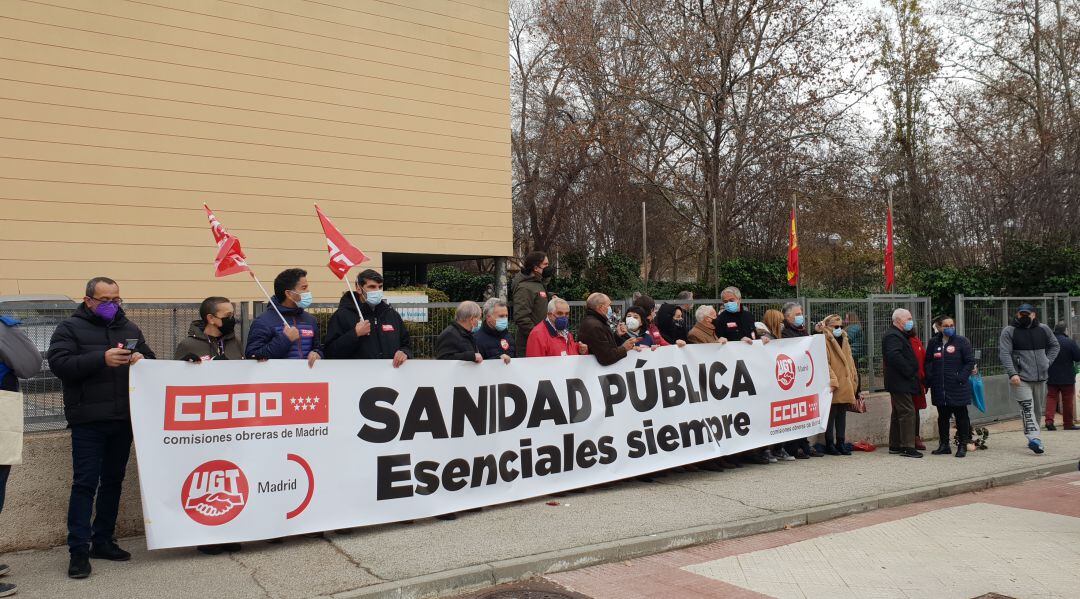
[954,295,1077,376]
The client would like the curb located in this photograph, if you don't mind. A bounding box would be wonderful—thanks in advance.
[334,459,1079,599]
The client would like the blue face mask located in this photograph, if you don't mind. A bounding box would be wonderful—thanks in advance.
[606,307,614,320]
[495,317,509,331]
[364,289,383,306]
[471,320,481,333]
[294,291,313,309]
[723,301,739,313]
[554,316,570,331]
[943,327,955,337]
[904,320,915,332]
[793,315,805,328]
[832,327,843,338]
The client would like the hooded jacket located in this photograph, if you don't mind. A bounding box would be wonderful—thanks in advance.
[173,320,243,361]
[46,303,156,425]
[655,303,689,344]
[998,317,1059,382]
[323,292,412,360]
[244,297,323,360]
[924,333,975,407]
[510,272,548,354]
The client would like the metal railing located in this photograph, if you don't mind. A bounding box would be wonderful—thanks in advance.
[954,294,1076,376]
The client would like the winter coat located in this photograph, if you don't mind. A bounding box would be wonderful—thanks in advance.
[323,293,412,360]
[577,310,628,366]
[924,333,976,407]
[474,322,516,360]
[910,335,928,410]
[526,319,581,357]
[173,320,244,361]
[436,322,479,361]
[655,303,689,344]
[781,322,809,339]
[687,321,720,344]
[619,325,654,347]
[46,304,156,425]
[824,332,859,405]
[1048,333,1080,386]
[714,309,755,342]
[645,322,670,347]
[510,273,548,355]
[882,325,921,396]
[998,318,1060,382]
[244,298,322,360]
[0,316,42,392]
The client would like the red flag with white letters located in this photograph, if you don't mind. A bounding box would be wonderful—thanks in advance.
[315,205,369,280]
[203,204,251,278]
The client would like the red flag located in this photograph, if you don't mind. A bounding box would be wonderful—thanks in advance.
[203,204,250,277]
[884,201,895,292]
[786,206,799,287]
[316,205,369,280]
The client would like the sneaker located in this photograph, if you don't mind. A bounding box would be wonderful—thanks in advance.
[0,582,15,598]
[888,447,903,454]
[90,542,131,562]
[777,448,796,462]
[764,449,778,464]
[746,453,771,465]
[68,551,91,579]
[900,448,924,458]
[0,564,7,576]
[1029,439,1045,454]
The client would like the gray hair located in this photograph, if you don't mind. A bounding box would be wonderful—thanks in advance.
[782,302,802,317]
[455,300,482,323]
[676,290,694,301]
[85,276,117,298]
[586,293,609,310]
[695,304,716,321]
[892,308,911,324]
[481,297,507,318]
[721,286,742,300]
[547,296,569,314]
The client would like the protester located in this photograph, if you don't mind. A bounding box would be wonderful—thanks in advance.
[577,293,641,366]
[619,306,654,348]
[174,296,242,362]
[715,287,759,343]
[818,315,859,456]
[436,301,483,363]
[687,306,726,345]
[0,312,43,596]
[883,308,922,458]
[47,277,156,579]
[909,323,929,451]
[763,309,784,340]
[1046,322,1080,430]
[999,303,1060,454]
[656,291,693,344]
[511,251,551,355]
[245,268,322,368]
[845,311,866,363]
[924,316,976,457]
[780,302,821,458]
[474,298,515,364]
[526,297,588,357]
[633,295,677,347]
[324,269,411,366]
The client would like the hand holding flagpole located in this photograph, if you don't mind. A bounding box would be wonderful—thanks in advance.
[203,204,289,327]
[315,204,371,321]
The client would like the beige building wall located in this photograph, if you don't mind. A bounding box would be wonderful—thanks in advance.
[0,0,511,302]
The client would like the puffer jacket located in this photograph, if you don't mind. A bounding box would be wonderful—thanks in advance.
[924,333,975,407]
[323,292,412,360]
[244,297,323,360]
[999,318,1060,382]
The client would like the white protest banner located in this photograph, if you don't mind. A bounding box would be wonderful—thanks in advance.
[130,337,831,549]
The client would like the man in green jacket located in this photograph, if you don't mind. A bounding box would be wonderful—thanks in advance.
[511,251,551,355]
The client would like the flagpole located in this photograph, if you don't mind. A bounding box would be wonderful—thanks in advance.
[886,188,893,294]
[343,275,365,322]
[249,271,290,327]
[793,192,800,300]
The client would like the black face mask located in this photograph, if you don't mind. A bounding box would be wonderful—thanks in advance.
[1017,315,1033,327]
[673,319,685,327]
[217,316,237,336]
[540,266,554,279]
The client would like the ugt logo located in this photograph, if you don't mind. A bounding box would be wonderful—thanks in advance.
[181,460,249,526]
[775,354,796,390]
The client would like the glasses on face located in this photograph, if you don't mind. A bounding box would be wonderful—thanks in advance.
[90,297,123,306]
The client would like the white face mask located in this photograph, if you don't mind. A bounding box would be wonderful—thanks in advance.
[626,317,641,331]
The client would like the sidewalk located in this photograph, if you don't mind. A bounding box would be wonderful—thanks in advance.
[2,420,1078,599]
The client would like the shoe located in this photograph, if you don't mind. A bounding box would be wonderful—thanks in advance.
[266,538,284,544]
[747,453,771,465]
[838,443,852,456]
[196,545,225,556]
[436,513,458,520]
[90,542,130,562]
[955,444,967,458]
[764,449,778,464]
[701,461,725,472]
[1046,423,1057,431]
[1029,439,1045,454]
[914,437,927,451]
[1064,425,1080,430]
[900,448,923,458]
[794,450,810,460]
[0,582,15,598]
[719,458,743,469]
[808,448,824,457]
[222,543,241,553]
[888,447,903,454]
[777,448,796,462]
[0,564,7,576]
[824,444,840,456]
[931,444,951,455]
[68,551,91,579]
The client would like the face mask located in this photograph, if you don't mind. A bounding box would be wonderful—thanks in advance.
[93,301,119,322]
[554,316,569,331]
[723,301,739,313]
[364,290,383,306]
[793,315,805,328]
[943,327,955,337]
[1018,315,1032,327]
[673,319,685,327]
[626,317,641,331]
[293,290,313,309]
[217,316,237,336]
[904,320,915,332]
[606,307,614,320]
[495,317,509,331]
[832,327,843,338]
[541,266,554,279]
[470,321,481,333]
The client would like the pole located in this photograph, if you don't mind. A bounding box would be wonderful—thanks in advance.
[641,200,647,293]
[711,194,719,299]
[343,275,365,322]
[887,188,893,294]
[793,192,800,300]
[249,272,290,327]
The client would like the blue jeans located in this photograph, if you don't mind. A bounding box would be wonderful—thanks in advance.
[0,464,9,513]
[67,421,133,553]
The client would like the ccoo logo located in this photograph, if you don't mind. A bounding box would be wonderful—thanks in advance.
[181,460,249,526]
[775,354,796,390]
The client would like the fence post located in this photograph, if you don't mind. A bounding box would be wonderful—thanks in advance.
[867,296,876,392]
[955,294,965,336]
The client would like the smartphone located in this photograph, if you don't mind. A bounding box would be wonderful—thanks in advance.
[123,338,139,351]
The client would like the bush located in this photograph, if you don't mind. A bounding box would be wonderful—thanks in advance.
[426,266,492,302]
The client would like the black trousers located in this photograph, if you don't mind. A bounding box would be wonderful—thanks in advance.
[936,405,971,445]
[67,421,133,553]
[825,408,847,446]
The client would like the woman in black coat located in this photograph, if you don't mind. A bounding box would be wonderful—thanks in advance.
[923,316,976,457]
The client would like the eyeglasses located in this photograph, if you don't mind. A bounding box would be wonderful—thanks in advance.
[90,297,123,306]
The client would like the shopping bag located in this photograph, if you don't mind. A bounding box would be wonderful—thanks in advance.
[970,372,986,413]
[0,390,24,465]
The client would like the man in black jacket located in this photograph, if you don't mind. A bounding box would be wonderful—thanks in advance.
[436,301,483,363]
[883,308,922,458]
[47,277,156,579]
[474,298,514,364]
[577,293,640,366]
[324,269,411,367]
[715,287,759,343]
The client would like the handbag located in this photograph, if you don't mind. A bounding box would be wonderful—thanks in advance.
[970,372,986,413]
[0,390,24,465]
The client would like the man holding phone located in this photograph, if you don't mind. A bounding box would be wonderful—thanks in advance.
[47,277,156,579]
